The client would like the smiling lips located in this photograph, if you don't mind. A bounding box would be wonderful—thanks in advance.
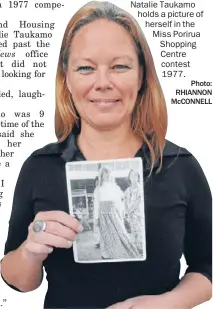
[90,99,120,104]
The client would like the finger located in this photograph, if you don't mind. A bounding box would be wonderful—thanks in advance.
[29,222,77,241]
[44,221,77,241]
[33,231,73,249]
[107,302,131,309]
[35,211,83,233]
[25,241,53,255]
[123,298,138,308]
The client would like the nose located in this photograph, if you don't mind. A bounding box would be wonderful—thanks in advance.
[94,67,112,91]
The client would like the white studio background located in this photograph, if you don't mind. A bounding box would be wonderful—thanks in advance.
[0,0,212,308]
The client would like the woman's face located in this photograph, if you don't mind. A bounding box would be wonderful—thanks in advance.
[102,170,110,182]
[129,170,138,183]
[66,19,142,131]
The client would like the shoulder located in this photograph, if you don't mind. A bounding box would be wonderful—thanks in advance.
[124,186,130,193]
[23,135,72,166]
[17,139,69,178]
[162,140,207,173]
[163,139,192,158]
[156,140,207,182]
[161,139,193,169]
[31,140,66,158]
[162,140,210,187]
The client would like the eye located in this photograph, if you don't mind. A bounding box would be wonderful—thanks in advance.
[76,66,94,73]
[112,64,131,70]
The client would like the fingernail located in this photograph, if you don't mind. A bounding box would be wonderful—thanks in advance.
[68,240,73,248]
[78,225,84,232]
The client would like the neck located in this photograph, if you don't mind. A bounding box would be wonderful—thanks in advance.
[77,121,143,160]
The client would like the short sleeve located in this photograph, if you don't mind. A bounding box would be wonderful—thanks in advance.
[4,156,35,255]
[184,155,212,282]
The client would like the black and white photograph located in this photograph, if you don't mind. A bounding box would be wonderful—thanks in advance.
[65,158,146,263]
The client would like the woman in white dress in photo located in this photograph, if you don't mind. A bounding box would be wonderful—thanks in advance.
[94,166,140,260]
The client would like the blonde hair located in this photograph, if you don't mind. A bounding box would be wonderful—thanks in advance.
[99,166,113,186]
[55,1,167,172]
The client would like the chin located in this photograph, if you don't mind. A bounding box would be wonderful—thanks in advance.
[90,118,125,131]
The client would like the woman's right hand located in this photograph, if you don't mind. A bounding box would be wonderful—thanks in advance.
[21,210,83,262]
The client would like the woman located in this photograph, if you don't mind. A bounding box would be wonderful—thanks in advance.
[94,166,140,259]
[124,169,144,253]
[1,1,211,309]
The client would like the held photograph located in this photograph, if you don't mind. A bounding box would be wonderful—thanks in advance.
[65,158,146,263]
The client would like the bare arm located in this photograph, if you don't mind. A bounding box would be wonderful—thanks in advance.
[1,158,82,293]
[108,273,212,309]
[1,211,82,292]
[169,273,212,309]
[1,241,43,292]
[1,157,43,292]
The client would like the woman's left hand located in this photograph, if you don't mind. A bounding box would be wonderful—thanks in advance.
[106,292,180,309]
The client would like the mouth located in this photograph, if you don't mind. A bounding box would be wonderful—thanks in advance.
[90,99,120,105]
